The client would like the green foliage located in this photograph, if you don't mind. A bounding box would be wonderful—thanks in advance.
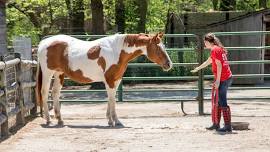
[4,0,269,81]
[236,0,258,11]
[6,0,269,44]
[146,0,169,33]
[124,0,139,33]
[6,7,41,45]
[103,0,116,33]
[7,0,68,45]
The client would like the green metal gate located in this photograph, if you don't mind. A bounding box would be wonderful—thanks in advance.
[44,31,270,115]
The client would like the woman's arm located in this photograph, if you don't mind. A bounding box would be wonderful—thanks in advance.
[191,57,212,73]
[214,59,222,88]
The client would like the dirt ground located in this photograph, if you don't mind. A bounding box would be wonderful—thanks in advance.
[0,100,270,152]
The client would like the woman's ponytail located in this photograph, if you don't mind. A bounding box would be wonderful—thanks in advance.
[204,33,228,54]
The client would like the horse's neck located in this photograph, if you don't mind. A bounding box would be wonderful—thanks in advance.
[102,34,146,63]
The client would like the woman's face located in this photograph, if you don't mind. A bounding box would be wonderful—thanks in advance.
[204,40,212,49]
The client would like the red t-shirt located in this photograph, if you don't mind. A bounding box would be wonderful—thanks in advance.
[210,46,232,81]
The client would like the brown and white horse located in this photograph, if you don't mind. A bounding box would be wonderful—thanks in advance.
[36,32,172,126]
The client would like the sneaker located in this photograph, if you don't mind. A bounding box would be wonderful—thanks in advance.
[206,124,220,130]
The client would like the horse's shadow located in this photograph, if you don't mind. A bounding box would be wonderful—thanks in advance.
[66,124,130,129]
[41,124,131,129]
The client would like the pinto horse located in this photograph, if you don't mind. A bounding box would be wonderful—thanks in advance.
[36,32,172,126]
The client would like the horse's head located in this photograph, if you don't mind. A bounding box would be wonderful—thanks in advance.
[145,33,172,71]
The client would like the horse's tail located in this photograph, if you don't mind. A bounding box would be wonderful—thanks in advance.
[35,62,43,110]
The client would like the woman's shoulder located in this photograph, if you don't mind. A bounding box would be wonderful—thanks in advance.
[212,46,223,53]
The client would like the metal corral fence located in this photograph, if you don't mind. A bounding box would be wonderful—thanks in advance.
[44,31,270,115]
[0,38,37,138]
[1,31,270,138]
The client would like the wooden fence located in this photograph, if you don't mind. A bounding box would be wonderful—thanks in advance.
[0,37,37,138]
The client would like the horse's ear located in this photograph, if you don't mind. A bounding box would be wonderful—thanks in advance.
[158,32,164,38]
[153,33,161,44]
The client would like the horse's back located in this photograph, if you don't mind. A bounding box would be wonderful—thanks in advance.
[38,35,76,53]
[37,34,106,83]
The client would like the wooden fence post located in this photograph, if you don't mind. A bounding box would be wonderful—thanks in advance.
[13,37,37,116]
[14,53,25,126]
[0,56,9,137]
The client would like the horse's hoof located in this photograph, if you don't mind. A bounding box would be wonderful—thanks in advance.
[58,120,64,126]
[108,121,114,127]
[115,122,124,127]
[46,121,51,126]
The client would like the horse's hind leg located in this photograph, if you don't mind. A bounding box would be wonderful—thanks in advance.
[52,73,64,125]
[105,87,114,127]
[41,70,53,125]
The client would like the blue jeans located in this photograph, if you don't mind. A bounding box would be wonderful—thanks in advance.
[218,77,233,107]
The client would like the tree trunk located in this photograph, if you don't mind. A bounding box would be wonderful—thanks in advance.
[65,0,72,34]
[212,0,218,10]
[72,0,85,34]
[0,1,7,56]
[136,0,148,33]
[115,0,125,33]
[259,0,267,9]
[0,0,7,5]
[91,0,105,34]
[220,0,236,11]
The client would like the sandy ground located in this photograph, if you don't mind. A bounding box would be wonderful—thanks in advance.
[0,100,270,152]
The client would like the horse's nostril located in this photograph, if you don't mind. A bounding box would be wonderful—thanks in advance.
[166,62,171,67]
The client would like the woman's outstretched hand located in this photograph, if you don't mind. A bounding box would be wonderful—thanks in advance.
[191,67,199,73]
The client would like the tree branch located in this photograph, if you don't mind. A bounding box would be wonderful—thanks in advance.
[7,2,41,28]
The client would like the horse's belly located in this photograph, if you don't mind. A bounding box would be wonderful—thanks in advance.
[68,60,105,83]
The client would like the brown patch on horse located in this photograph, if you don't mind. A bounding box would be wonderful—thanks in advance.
[87,45,101,60]
[97,56,106,72]
[47,41,93,83]
[124,34,150,47]
[105,50,143,88]
[59,74,65,86]
[68,69,93,83]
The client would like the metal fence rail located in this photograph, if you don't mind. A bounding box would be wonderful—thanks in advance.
[1,31,270,138]
[47,34,201,112]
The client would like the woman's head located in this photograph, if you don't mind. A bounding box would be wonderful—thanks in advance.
[204,33,227,53]
[204,33,216,49]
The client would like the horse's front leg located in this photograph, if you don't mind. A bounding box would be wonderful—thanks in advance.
[106,101,113,126]
[105,81,123,127]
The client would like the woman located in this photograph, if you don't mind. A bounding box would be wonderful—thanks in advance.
[191,33,233,132]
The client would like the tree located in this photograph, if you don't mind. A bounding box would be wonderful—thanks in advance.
[259,0,267,9]
[0,0,7,56]
[7,1,43,37]
[136,0,148,33]
[212,0,218,10]
[65,0,85,34]
[115,0,125,33]
[220,0,236,11]
[91,0,105,34]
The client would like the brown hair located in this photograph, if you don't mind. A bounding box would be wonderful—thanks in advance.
[204,33,228,54]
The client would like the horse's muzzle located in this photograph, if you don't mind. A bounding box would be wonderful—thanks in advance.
[162,61,172,71]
